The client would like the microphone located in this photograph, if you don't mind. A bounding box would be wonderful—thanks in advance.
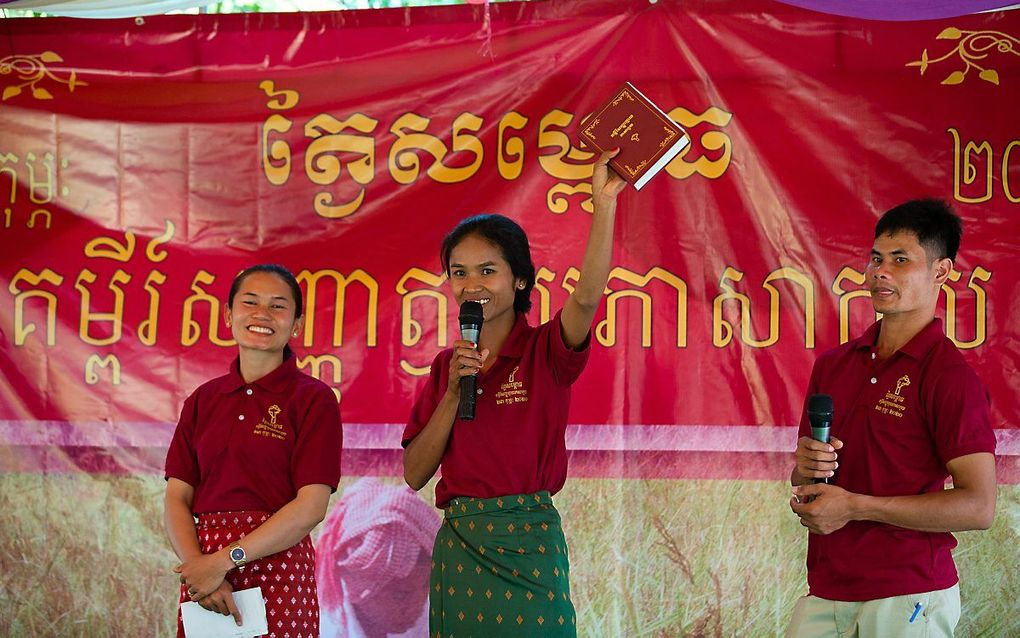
[457,301,484,421]
[807,394,834,484]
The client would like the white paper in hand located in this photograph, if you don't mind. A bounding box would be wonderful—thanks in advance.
[180,586,268,638]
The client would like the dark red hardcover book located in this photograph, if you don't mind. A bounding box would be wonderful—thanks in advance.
[578,82,690,190]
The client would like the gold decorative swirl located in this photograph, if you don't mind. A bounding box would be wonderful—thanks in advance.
[906,28,1019,86]
[0,51,86,101]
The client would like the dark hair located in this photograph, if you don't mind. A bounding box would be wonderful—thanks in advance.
[227,264,303,358]
[440,214,535,313]
[874,198,962,262]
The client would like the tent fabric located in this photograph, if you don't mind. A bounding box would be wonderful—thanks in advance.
[2,0,1018,20]
[774,0,1019,21]
[0,0,216,19]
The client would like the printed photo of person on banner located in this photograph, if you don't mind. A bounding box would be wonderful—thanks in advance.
[316,477,441,637]
[163,264,343,638]
[787,200,998,638]
[401,149,627,637]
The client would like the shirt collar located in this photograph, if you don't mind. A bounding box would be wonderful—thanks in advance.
[898,318,945,360]
[220,354,297,394]
[852,318,944,360]
[851,322,882,352]
[498,312,531,359]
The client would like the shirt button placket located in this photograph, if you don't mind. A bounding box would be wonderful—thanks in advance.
[868,351,879,386]
[240,387,254,424]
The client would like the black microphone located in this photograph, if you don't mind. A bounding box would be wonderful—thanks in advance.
[457,301,484,421]
[807,394,834,484]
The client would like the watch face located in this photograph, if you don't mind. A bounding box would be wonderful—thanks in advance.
[230,547,245,562]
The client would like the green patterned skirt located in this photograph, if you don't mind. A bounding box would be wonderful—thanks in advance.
[429,491,576,638]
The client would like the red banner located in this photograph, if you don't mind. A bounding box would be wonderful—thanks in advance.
[1,0,1018,479]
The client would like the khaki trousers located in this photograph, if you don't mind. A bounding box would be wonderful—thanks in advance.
[786,584,961,638]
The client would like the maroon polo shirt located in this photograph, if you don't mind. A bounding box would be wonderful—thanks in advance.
[798,319,995,601]
[165,355,343,514]
[403,309,590,508]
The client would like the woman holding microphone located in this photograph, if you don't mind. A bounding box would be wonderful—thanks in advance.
[403,151,625,637]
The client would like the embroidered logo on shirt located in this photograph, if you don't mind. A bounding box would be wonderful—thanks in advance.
[495,365,529,406]
[254,404,288,440]
[875,375,911,418]
[895,375,911,395]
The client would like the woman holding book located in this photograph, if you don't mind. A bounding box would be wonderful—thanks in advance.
[164,263,342,638]
[402,150,625,637]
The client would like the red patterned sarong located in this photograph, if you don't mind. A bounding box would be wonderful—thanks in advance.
[176,510,319,638]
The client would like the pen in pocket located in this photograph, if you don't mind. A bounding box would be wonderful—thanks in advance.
[909,602,922,623]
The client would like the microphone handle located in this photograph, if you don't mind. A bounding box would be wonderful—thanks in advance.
[457,321,481,421]
[811,425,831,484]
[458,374,477,421]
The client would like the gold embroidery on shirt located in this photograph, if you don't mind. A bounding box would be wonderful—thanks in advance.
[254,403,288,440]
[875,375,911,419]
[895,375,911,395]
[495,366,529,406]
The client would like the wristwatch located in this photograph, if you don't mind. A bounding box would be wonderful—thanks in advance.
[226,542,248,568]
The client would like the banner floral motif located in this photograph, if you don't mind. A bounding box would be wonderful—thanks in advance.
[0,51,85,101]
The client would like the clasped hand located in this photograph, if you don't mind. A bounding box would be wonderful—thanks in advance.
[174,552,229,601]
[790,435,857,534]
[790,483,857,535]
[174,553,243,623]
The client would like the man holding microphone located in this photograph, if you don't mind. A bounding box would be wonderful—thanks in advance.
[787,199,997,637]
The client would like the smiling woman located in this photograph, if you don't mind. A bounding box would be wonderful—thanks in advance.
[226,266,305,358]
[163,263,343,638]
[400,150,629,638]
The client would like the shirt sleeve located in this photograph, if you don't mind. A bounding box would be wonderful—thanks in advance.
[542,308,591,386]
[928,364,996,465]
[164,392,200,487]
[290,383,343,492]
[402,351,447,448]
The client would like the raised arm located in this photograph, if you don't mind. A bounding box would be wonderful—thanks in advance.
[560,149,627,348]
